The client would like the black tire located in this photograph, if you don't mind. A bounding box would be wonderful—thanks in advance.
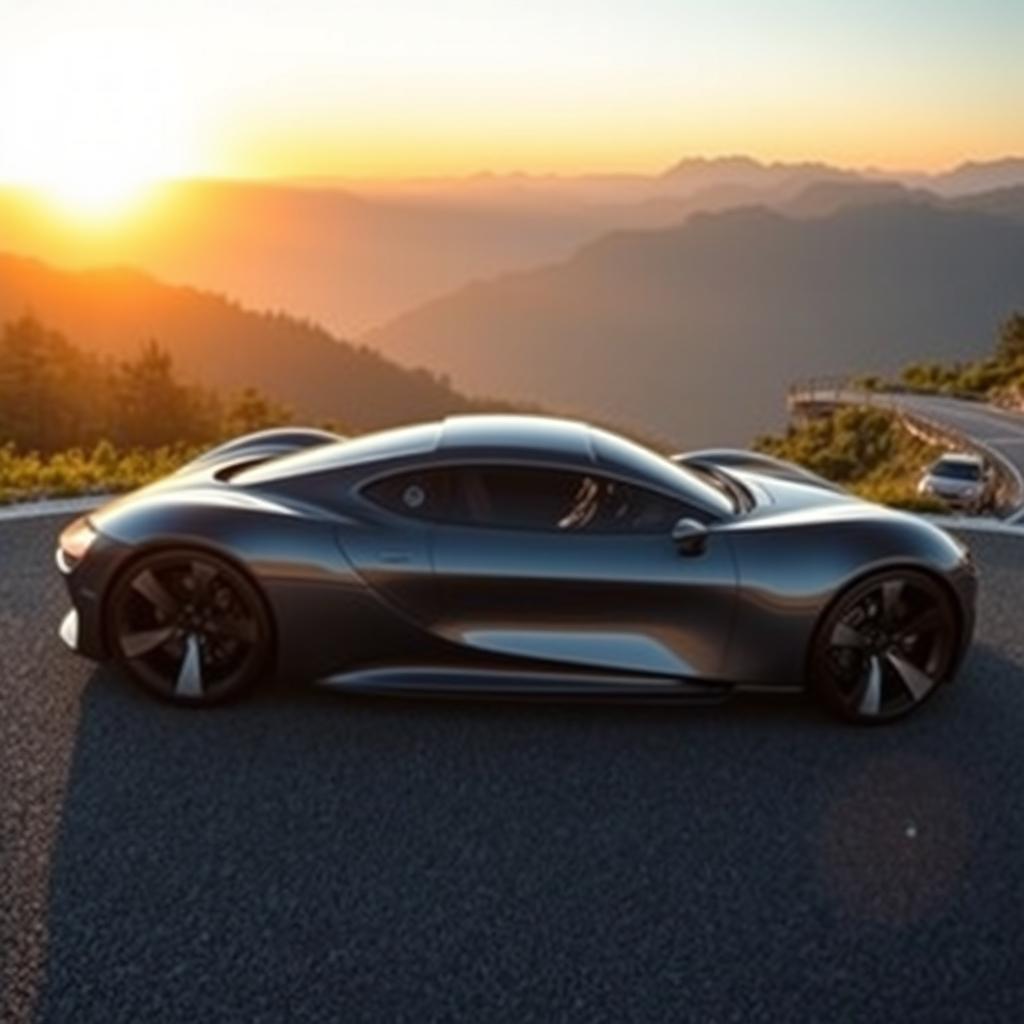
[107,549,272,706]
[809,569,959,724]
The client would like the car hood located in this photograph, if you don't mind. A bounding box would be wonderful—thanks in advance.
[724,467,911,529]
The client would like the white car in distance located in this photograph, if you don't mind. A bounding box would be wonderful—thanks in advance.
[917,452,993,513]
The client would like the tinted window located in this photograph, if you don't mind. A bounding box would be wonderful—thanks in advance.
[591,428,735,516]
[451,466,685,533]
[363,468,452,520]
[933,459,981,481]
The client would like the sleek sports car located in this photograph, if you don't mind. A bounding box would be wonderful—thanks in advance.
[56,415,977,723]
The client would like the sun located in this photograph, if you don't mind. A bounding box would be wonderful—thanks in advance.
[0,29,192,221]
[28,155,164,221]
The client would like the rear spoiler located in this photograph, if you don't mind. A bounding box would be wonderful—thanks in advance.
[182,427,343,472]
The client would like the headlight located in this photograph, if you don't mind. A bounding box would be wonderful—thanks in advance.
[57,517,97,571]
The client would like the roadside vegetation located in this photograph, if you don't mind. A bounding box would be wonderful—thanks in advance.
[0,441,203,504]
[857,312,1024,403]
[754,405,947,511]
[763,314,1024,510]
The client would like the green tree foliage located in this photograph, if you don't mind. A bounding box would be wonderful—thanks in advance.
[223,387,294,438]
[882,312,1024,400]
[0,316,105,450]
[996,312,1024,363]
[114,340,219,447]
[0,316,297,455]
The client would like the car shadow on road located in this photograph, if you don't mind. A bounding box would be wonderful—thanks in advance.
[32,640,1024,1023]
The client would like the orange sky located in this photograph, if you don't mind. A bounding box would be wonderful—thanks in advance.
[2,0,1022,212]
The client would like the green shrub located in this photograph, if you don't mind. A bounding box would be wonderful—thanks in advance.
[0,441,201,504]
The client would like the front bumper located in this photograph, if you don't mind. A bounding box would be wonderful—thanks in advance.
[920,485,982,508]
[55,528,133,662]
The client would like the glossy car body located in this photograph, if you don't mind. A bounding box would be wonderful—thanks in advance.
[57,416,977,706]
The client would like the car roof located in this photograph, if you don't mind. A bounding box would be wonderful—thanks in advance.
[934,452,984,465]
[237,415,596,485]
[438,415,595,462]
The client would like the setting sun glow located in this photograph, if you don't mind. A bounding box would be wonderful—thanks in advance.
[0,29,191,220]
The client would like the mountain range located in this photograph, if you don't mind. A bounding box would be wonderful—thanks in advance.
[4,155,1023,339]
[365,199,1024,446]
[3,155,1024,447]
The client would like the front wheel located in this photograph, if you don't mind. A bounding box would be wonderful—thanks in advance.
[809,570,959,724]
[108,549,272,705]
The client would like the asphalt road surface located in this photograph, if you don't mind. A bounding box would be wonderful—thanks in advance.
[3,514,1024,1023]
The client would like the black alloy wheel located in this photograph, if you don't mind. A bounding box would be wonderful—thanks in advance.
[109,550,271,705]
[810,570,958,723]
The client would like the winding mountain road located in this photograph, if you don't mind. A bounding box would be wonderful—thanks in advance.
[792,388,1024,519]
[4,513,1024,1023]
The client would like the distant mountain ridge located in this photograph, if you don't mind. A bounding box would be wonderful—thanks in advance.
[2,155,1023,338]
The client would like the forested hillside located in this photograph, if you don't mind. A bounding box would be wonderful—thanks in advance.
[0,252,495,432]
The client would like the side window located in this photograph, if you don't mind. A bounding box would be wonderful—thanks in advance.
[449,466,687,533]
[362,469,451,520]
[597,479,687,532]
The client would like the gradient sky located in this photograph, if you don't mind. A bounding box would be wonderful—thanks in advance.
[2,0,1023,186]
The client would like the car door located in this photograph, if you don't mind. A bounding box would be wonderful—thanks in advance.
[338,466,452,624]
[430,464,738,680]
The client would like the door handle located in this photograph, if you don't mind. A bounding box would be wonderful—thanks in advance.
[378,550,413,564]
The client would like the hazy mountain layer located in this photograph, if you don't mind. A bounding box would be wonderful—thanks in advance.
[364,202,1024,447]
[2,156,1022,339]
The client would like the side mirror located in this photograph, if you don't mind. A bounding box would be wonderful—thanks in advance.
[671,517,709,555]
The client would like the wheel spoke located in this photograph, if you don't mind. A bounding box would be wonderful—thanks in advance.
[175,633,204,698]
[832,622,868,648]
[121,625,177,659]
[190,560,218,600]
[886,652,935,702]
[897,607,941,640]
[880,579,904,625]
[857,656,883,715]
[131,569,180,617]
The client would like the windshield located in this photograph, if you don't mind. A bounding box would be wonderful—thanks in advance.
[590,429,736,517]
[933,459,981,481]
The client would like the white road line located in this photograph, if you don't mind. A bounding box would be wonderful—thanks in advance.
[0,494,115,523]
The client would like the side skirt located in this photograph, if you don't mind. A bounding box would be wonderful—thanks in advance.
[317,665,733,703]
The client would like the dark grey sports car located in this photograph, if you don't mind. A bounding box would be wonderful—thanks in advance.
[56,415,977,723]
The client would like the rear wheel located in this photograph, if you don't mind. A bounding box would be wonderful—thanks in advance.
[108,550,271,705]
[810,570,959,723]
